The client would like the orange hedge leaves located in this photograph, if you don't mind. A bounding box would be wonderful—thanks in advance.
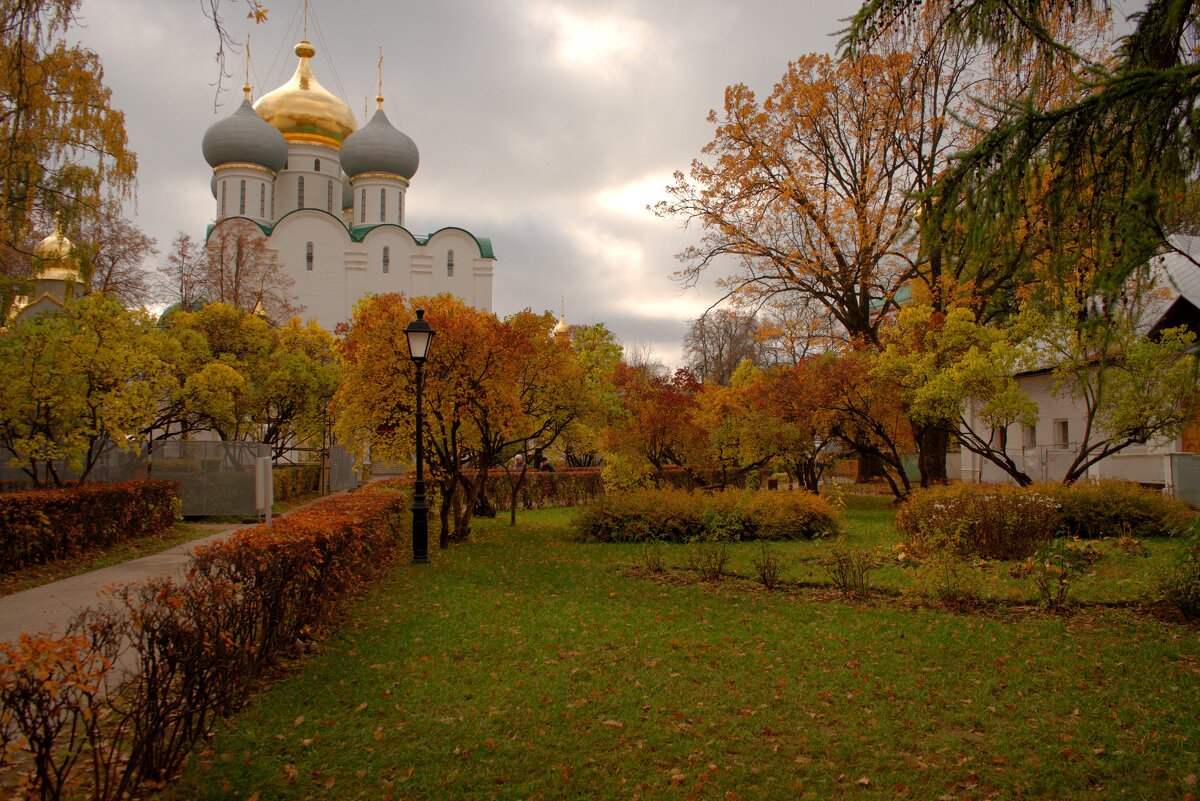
[0,481,180,572]
[0,480,409,800]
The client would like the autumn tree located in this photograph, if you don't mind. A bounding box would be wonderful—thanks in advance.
[0,293,167,486]
[158,233,206,311]
[875,304,1039,485]
[153,303,338,457]
[843,0,1181,302]
[336,294,591,544]
[605,365,708,484]
[755,361,840,491]
[202,220,298,322]
[558,322,623,468]
[76,202,156,308]
[682,308,762,385]
[1,0,136,306]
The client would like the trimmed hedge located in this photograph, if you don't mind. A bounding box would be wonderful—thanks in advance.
[0,481,180,572]
[572,488,841,543]
[0,481,410,799]
[1036,481,1193,539]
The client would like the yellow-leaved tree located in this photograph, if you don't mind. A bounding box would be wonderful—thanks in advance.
[1,0,137,306]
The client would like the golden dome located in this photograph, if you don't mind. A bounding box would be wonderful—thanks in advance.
[32,225,80,282]
[554,317,569,336]
[253,41,356,148]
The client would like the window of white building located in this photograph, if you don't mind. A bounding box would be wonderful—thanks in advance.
[447,249,455,277]
[305,241,313,271]
[298,176,305,208]
[1054,419,1069,446]
[239,180,246,215]
[382,246,390,274]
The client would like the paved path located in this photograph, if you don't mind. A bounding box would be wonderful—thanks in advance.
[0,523,249,644]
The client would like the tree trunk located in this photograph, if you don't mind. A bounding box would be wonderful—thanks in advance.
[438,479,454,549]
[914,421,950,488]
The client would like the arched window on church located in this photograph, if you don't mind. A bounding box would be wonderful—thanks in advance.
[220,181,227,216]
[398,193,403,225]
[239,180,246,215]
[447,249,455,278]
[327,180,333,213]
[314,158,321,173]
[380,189,386,222]
[360,189,366,223]
[259,184,265,218]
[298,176,305,208]
[382,246,390,274]
[306,242,314,271]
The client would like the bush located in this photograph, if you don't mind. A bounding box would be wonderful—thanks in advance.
[1037,481,1192,540]
[1157,530,1200,620]
[896,483,1060,561]
[686,541,730,580]
[0,481,180,572]
[572,488,841,543]
[1021,538,1103,610]
[752,542,784,590]
[820,546,877,597]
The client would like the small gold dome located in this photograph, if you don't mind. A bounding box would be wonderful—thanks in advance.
[33,225,80,282]
[554,318,569,336]
[253,41,356,148]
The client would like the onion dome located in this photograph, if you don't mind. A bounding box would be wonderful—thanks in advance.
[33,223,80,282]
[340,96,419,180]
[254,41,356,148]
[554,317,569,337]
[202,86,288,171]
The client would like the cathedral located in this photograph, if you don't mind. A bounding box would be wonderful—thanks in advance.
[201,40,495,329]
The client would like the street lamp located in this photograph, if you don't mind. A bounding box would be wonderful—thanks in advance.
[404,307,435,564]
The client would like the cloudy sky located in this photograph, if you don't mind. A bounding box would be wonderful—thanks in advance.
[75,0,863,367]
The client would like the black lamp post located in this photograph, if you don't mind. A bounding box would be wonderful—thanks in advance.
[404,308,435,564]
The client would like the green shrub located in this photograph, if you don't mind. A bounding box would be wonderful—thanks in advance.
[1037,481,1192,540]
[0,481,180,572]
[572,488,840,543]
[1157,530,1200,620]
[896,483,1060,561]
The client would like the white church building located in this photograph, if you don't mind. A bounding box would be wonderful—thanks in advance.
[201,40,494,329]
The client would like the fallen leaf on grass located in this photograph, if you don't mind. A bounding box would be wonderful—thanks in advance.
[602,719,624,728]
[857,777,871,787]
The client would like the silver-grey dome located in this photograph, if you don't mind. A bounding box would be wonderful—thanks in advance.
[340,109,419,180]
[202,99,288,171]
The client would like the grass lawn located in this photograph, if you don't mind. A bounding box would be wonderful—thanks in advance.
[164,498,1199,800]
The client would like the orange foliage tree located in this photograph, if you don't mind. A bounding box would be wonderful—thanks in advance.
[336,294,593,544]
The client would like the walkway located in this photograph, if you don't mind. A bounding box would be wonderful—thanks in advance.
[0,496,331,645]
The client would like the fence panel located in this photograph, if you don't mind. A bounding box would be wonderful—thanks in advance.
[151,441,268,516]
